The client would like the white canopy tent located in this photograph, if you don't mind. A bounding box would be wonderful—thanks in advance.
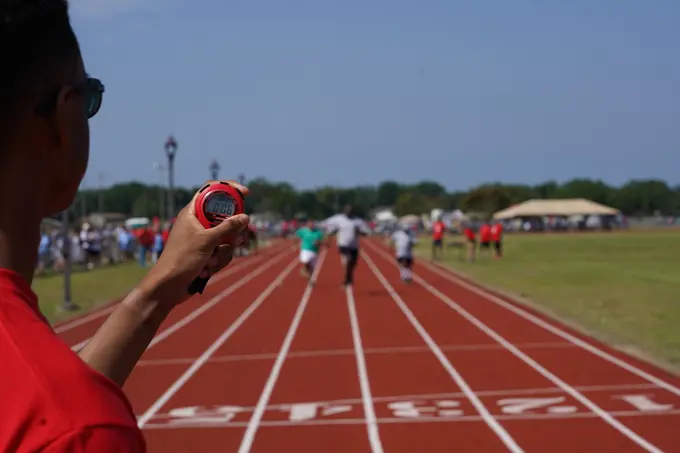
[493,198,620,220]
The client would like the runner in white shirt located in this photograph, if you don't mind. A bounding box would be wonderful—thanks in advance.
[325,205,371,287]
[391,226,416,283]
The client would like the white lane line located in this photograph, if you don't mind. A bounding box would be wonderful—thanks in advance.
[135,341,577,366]
[57,245,284,335]
[137,258,298,428]
[401,244,680,398]
[362,252,524,453]
[142,408,680,429]
[370,249,665,453]
[346,284,385,453]
[54,305,117,333]
[71,247,293,353]
[142,382,665,420]
[237,250,327,453]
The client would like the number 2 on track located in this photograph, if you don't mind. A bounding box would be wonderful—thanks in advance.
[497,397,575,415]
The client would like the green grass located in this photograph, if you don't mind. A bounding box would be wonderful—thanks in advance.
[415,230,680,370]
[34,262,148,325]
[34,239,275,325]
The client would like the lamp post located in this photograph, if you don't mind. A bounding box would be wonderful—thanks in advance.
[164,136,178,218]
[210,159,220,180]
[60,208,78,311]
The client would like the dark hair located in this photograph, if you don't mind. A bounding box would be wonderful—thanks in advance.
[0,1,81,122]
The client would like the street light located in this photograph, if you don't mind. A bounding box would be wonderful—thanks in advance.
[210,159,220,180]
[60,208,78,311]
[164,135,178,218]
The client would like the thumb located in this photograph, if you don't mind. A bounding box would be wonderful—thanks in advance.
[207,214,250,244]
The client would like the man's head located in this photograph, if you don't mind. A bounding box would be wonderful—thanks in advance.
[342,204,352,216]
[1,0,104,216]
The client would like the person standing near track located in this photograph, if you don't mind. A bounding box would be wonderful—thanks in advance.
[390,225,416,283]
[490,220,504,258]
[295,218,324,282]
[431,215,445,260]
[246,224,258,254]
[478,221,492,258]
[326,205,371,287]
[0,3,250,451]
[463,221,477,262]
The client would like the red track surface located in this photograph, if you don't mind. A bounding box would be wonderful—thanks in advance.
[57,239,680,452]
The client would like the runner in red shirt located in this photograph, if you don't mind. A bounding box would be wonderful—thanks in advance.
[0,4,251,450]
[479,222,492,257]
[490,221,504,258]
[431,217,446,260]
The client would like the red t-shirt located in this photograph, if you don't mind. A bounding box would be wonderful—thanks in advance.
[463,227,476,241]
[479,224,491,242]
[0,269,145,453]
[490,224,503,241]
[432,221,445,240]
[138,229,153,248]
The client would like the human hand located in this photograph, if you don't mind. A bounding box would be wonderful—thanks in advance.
[138,180,250,309]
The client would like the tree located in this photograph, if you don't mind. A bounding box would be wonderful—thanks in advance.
[66,176,679,223]
[376,181,401,206]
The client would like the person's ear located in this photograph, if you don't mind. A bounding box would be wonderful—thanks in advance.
[51,85,82,150]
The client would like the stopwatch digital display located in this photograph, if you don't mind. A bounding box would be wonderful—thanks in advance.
[205,192,236,217]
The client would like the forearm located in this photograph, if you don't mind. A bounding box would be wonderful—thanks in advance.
[78,286,171,387]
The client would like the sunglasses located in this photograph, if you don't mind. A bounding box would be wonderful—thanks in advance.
[35,76,105,120]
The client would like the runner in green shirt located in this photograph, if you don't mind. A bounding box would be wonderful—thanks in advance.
[296,219,324,281]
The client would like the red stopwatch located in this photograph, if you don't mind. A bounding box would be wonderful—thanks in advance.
[195,182,245,229]
[188,181,246,295]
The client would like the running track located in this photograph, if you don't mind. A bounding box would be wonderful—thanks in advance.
[55,239,680,452]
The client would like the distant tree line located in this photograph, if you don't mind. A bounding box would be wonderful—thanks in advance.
[66,178,680,221]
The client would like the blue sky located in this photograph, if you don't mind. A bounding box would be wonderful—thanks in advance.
[70,0,680,191]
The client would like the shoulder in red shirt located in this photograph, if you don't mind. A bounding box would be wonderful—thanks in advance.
[0,269,145,453]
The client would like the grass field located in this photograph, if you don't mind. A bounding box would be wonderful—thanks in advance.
[34,262,148,325]
[35,239,275,325]
[414,230,680,371]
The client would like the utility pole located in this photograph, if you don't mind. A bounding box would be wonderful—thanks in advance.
[80,178,87,221]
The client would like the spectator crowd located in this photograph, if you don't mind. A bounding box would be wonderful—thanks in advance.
[36,222,173,275]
